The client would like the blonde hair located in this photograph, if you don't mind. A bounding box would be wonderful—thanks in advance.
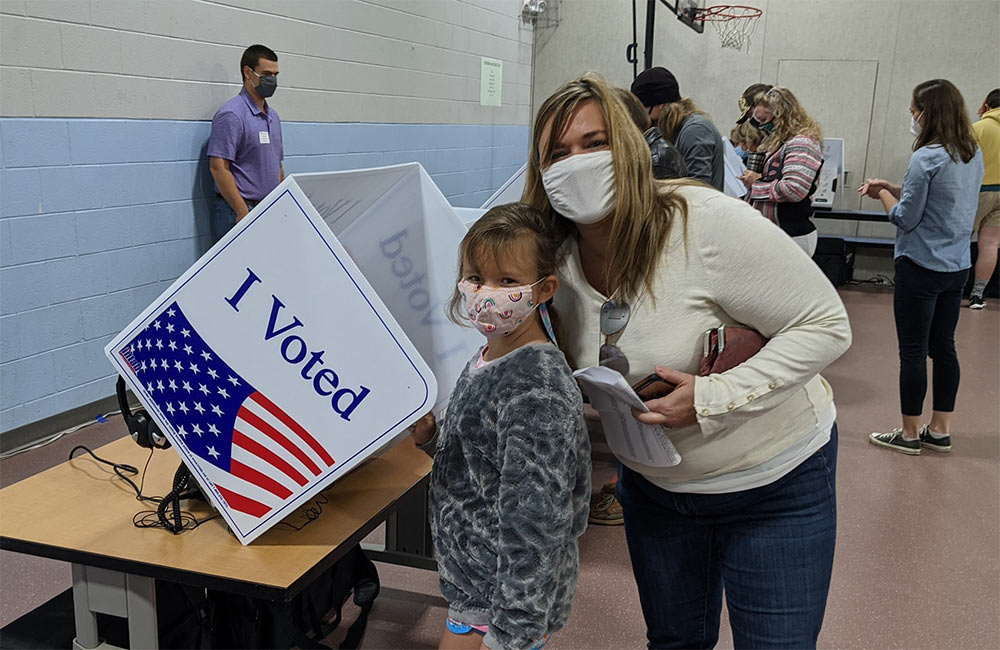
[755,86,823,152]
[656,98,708,142]
[522,72,688,301]
[730,121,763,151]
[447,202,565,338]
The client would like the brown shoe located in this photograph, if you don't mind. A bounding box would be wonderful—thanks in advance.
[588,482,624,525]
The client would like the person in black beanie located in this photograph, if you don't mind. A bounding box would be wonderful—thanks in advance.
[631,66,725,191]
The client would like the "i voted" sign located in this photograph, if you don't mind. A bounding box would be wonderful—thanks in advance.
[106,182,437,544]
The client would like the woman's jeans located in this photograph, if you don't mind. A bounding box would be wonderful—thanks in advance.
[893,256,968,415]
[617,425,838,649]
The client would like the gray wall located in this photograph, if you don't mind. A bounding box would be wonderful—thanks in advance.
[2,0,533,125]
[533,0,999,239]
[0,0,534,434]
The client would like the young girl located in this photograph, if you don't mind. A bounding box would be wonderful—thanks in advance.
[411,202,590,650]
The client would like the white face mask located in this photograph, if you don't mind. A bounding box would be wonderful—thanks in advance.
[909,112,922,137]
[541,150,616,225]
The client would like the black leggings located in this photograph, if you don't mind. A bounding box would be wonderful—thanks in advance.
[893,257,969,416]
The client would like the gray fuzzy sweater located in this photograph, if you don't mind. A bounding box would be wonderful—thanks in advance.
[426,343,590,650]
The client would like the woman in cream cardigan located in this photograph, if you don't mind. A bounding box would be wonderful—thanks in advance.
[522,73,852,649]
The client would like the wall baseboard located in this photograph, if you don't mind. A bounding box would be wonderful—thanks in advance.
[0,395,120,454]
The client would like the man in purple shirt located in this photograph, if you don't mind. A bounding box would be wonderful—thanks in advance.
[208,44,284,240]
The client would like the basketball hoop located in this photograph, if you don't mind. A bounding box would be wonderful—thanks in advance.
[690,5,762,52]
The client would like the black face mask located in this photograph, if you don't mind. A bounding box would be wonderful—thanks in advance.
[250,69,277,99]
[749,114,774,133]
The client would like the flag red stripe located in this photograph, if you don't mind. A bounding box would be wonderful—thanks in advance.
[119,350,136,373]
[230,459,293,499]
[249,392,335,467]
[237,406,321,475]
[233,429,308,486]
[216,484,271,518]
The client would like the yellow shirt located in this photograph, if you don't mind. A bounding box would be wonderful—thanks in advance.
[972,107,1000,186]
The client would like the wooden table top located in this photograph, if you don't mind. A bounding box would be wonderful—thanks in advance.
[0,435,432,600]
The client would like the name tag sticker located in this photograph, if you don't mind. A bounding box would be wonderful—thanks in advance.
[259,131,270,144]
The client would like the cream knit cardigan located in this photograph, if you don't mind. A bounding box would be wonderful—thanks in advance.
[554,184,852,484]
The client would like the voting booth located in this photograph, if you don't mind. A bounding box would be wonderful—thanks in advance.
[812,138,845,208]
[106,163,480,544]
[452,163,528,227]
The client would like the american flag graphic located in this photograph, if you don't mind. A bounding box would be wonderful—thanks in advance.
[118,301,335,520]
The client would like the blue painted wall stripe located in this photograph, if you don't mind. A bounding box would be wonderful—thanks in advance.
[0,117,528,433]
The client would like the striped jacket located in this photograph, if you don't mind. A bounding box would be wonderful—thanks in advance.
[749,134,823,235]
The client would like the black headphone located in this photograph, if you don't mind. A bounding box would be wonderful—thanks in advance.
[116,376,170,449]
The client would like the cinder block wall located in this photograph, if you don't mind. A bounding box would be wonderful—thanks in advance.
[0,0,534,434]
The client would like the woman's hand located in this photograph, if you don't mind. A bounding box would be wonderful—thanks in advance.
[858,178,900,200]
[632,366,698,429]
[858,178,901,213]
[409,412,437,446]
[740,170,761,187]
[858,178,885,199]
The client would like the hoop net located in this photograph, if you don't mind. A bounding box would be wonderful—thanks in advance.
[691,5,762,52]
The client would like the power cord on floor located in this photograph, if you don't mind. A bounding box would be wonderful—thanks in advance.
[848,274,895,287]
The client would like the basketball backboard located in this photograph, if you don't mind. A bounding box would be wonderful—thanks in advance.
[637,0,706,73]
[674,0,706,34]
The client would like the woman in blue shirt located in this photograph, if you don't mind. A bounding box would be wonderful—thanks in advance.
[860,79,983,455]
